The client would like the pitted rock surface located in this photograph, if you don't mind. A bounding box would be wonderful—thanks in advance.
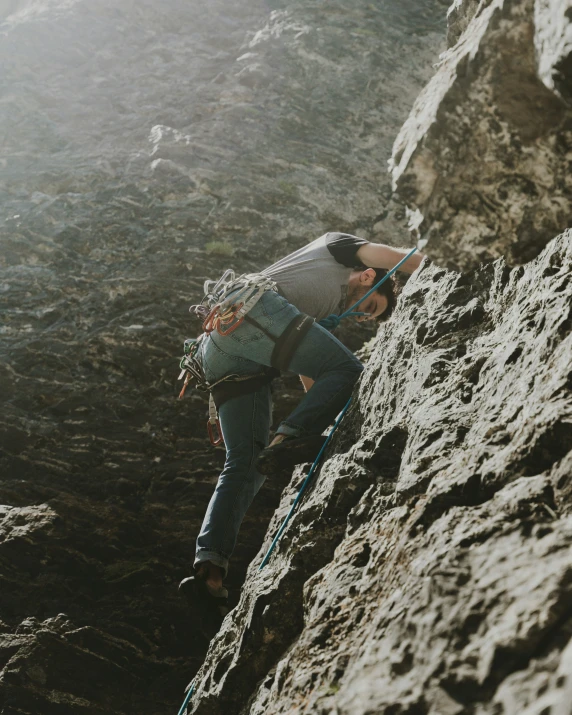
[189,231,572,715]
[390,0,572,272]
[0,1,446,713]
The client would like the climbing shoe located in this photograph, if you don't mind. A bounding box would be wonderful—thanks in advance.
[179,574,229,640]
[255,434,327,475]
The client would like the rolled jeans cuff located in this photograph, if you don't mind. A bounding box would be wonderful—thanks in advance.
[194,549,229,578]
[275,420,304,438]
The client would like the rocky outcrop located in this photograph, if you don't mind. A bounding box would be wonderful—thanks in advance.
[390,0,572,272]
[188,229,572,715]
[0,1,445,713]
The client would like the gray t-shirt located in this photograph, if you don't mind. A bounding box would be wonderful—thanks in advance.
[262,233,368,321]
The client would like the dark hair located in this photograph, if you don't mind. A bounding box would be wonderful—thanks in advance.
[370,267,397,322]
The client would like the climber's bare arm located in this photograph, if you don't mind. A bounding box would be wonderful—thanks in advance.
[356,243,423,274]
[300,375,314,392]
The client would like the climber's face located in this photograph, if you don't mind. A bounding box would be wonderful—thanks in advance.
[355,291,389,321]
[347,269,389,322]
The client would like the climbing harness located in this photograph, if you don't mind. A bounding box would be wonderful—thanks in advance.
[319,245,419,330]
[178,271,314,445]
[179,271,277,444]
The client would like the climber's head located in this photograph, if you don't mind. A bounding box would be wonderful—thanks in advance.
[347,267,397,322]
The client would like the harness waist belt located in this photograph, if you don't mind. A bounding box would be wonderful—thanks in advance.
[211,370,279,410]
[270,313,314,372]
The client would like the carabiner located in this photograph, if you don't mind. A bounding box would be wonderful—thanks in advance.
[217,315,244,336]
[207,418,224,446]
[202,304,221,334]
[179,372,192,399]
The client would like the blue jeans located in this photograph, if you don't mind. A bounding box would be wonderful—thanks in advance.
[194,289,363,576]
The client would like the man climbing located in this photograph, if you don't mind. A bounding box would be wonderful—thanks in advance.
[179,232,422,635]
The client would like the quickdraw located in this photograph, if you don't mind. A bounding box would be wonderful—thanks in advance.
[176,336,222,446]
[191,271,278,337]
[207,394,224,446]
[177,337,205,399]
[202,301,245,336]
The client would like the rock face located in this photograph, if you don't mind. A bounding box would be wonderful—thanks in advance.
[0,1,445,713]
[188,229,572,715]
[390,0,572,272]
[1,0,571,714]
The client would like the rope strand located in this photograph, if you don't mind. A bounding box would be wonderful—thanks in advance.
[258,398,353,570]
[319,246,418,331]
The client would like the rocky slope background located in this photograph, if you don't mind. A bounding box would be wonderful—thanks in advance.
[0,1,447,713]
[0,1,570,715]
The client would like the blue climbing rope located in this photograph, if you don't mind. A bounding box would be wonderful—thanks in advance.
[177,682,195,715]
[259,397,353,570]
[319,245,418,331]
